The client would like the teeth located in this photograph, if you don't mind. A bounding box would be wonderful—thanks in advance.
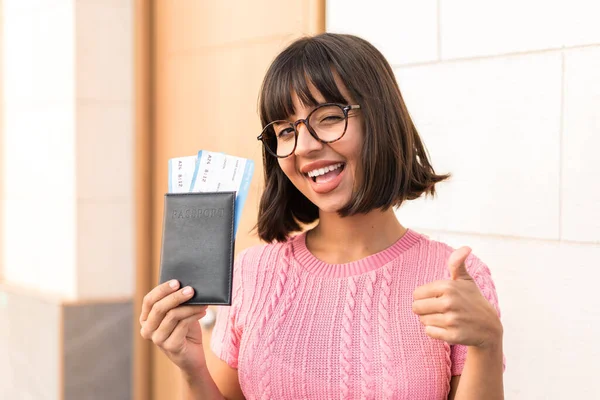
[307,163,343,178]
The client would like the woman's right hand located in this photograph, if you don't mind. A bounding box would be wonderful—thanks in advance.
[139,280,209,375]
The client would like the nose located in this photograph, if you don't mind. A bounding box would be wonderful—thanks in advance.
[294,121,323,157]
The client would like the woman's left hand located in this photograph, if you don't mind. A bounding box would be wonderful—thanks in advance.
[412,247,503,349]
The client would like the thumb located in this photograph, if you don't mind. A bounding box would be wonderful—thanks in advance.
[448,246,472,280]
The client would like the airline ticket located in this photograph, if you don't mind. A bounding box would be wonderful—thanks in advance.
[168,150,254,236]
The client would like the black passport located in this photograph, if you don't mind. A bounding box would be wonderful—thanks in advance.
[158,192,236,305]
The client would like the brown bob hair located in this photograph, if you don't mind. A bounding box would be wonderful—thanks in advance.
[256,33,449,242]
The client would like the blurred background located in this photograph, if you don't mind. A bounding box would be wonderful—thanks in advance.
[0,0,598,399]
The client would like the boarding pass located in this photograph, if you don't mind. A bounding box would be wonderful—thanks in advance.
[168,150,254,236]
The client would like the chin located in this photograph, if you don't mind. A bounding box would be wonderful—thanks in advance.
[309,195,352,214]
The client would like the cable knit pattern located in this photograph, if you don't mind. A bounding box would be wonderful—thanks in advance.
[378,264,394,398]
[210,229,505,400]
[284,269,301,396]
[213,248,247,368]
[360,271,376,399]
[257,247,291,398]
[340,275,358,400]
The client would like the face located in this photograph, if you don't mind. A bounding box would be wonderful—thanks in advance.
[277,79,363,214]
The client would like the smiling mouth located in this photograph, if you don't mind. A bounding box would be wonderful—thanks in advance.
[305,162,345,183]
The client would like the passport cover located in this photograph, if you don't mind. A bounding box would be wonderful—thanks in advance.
[159,192,235,305]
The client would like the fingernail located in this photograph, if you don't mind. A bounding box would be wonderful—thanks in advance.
[169,280,178,289]
[182,286,193,296]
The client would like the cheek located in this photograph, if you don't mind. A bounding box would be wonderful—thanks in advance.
[278,159,298,181]
[341,124,364,158]
[342,138,364,184]
[337,133,362,164]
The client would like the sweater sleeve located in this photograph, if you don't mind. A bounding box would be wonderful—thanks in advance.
[210,249,247,368]
[450,255,505,376]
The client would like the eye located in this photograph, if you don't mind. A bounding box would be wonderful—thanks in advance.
[317,114,344,126]
[312,106,346,125]
[276,127,295,139]
[321,114,344,122]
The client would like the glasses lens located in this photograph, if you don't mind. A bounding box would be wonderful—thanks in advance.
[309,105,347,142]
[261,120,296,157]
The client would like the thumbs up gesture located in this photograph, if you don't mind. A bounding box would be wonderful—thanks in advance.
[412,247,503,348]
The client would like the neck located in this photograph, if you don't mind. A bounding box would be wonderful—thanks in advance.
[306,208,406,264]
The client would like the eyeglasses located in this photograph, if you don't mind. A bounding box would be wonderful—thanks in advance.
[257,103,361,158]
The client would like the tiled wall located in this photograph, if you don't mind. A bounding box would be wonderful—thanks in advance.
[0,287,132,400]
[2,0,77,297]
[328,1,600,398]
[75,0,134,299]
[2,0,134,300]
[0,288,61,400]
[1,0,135,398]
[63,301,133,400]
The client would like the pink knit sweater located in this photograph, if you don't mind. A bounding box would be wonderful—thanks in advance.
[211,229,502,399]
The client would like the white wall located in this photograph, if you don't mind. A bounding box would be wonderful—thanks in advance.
[74,0,134,299]
[328,1,600,398]
[1,0,134,300]
[2,0,77,297]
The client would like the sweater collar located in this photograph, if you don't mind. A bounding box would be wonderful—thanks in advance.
[290,228,422,278]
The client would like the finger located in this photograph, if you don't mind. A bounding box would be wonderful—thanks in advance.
[412,297,448,315]
[413,280,450,300]
[140,280,181,324]
[418,313,448,328]
[143,286,195,334]
[161,313,205,354]
[424,325,449,341]
[147,305,207,344]
[448,247,472,281]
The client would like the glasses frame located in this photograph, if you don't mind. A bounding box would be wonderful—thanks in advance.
[257,103,361,158]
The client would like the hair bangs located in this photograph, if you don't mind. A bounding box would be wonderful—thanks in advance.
[260,39,350,126]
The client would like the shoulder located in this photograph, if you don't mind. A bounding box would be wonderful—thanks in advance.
[231,238,296,312]
[410,231,494,279]
[234,236,296,280]
[236,237,293,267]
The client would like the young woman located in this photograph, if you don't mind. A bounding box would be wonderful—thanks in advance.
[139,33,504,399]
